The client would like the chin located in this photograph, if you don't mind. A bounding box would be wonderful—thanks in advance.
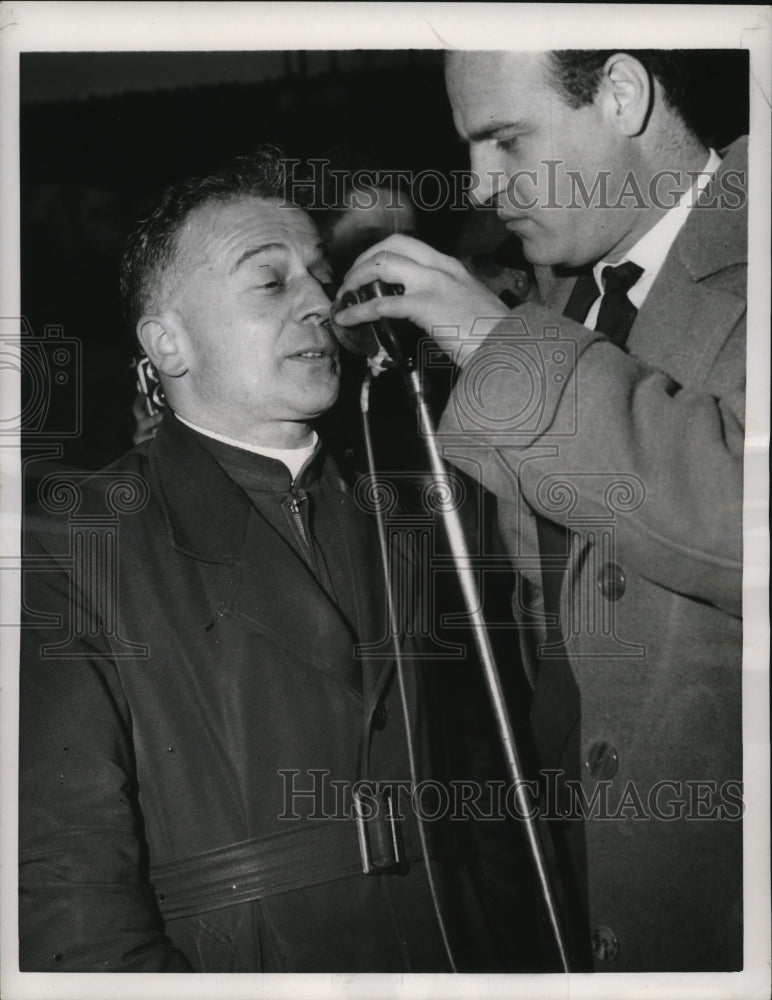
[523,236,591,270]
[513,231,554,267]
[297,384,340,420]
[519,243,557,268]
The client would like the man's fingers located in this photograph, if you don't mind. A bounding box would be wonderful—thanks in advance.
[346,233,449,272]
[333,291,416,328]
[337,251,434,300]
[340,237,463,297]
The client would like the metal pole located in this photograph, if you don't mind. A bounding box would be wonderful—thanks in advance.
[402,364,570,973]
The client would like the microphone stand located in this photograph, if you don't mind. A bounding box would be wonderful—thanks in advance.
[370,330,570,973]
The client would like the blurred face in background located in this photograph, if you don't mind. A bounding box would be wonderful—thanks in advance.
[325,184,417,276]
[462,250,532,306]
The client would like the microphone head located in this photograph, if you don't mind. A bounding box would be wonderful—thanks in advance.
[329,281,405,360]
[329,291,382,357]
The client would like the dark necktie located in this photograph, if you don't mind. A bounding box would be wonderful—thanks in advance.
[562,259,643,348]
[595,261,644,349]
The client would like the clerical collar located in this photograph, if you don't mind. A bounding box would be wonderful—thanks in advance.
[175,412,318,482]
[589,148,722,317]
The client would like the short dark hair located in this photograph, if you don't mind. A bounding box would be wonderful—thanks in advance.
[120,146,298,331]
[547,49,699,133]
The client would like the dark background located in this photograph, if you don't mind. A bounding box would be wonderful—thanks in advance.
[20,49,750,474]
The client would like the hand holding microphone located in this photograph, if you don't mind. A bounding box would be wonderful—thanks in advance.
[331,234,510,367]
[329,279,408,369]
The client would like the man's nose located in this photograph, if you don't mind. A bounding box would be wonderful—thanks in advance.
[296,274,332,324]
[468,146,505,207]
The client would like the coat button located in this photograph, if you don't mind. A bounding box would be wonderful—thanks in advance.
[584,741,619,779]
[597,562,625,601]
[372,703,388,731]
[591,926,619,962]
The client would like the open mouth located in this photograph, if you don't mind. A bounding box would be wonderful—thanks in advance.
[289,349,333,360]
[287,346,340,367]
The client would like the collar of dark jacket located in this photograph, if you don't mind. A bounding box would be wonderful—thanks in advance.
[186,422,327,496]
[149,411,346,562]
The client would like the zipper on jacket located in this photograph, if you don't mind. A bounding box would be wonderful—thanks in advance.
[284,487,312,562]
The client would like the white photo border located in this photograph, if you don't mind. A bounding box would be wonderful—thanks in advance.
[1,3,769,999]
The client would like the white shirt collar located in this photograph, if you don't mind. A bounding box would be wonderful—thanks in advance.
[175,413,318,481]
[590,149,722,313]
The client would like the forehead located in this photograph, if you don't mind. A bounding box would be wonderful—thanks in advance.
[176,196,320,270]
[445,51,556,131]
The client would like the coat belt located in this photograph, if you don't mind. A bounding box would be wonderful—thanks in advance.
[151,817,425,921]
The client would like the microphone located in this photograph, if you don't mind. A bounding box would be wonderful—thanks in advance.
[329,280,410,367]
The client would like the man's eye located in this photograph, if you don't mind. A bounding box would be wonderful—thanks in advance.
[257,279,282,290]
[495,137,519,153]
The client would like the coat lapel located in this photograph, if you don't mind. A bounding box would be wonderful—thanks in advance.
[628,259,745,388]
[152,412,252,562]
[152,414,363,699]
[629,137,747,384]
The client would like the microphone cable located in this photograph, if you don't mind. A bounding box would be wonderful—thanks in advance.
[359,370,459,973]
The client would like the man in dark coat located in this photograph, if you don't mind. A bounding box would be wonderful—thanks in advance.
[334,50,746,972]
[19,151,523,972]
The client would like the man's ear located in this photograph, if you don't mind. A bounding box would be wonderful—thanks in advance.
[595,53,652,137]
[136,312,190,378]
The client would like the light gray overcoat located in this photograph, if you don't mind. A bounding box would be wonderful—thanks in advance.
[440,138,747,971]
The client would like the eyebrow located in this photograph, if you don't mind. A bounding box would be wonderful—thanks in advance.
[230,241,328,275]
[230,242,286,275]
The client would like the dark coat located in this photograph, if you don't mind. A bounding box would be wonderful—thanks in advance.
[438,139,747,971]
[20,414,515,972]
